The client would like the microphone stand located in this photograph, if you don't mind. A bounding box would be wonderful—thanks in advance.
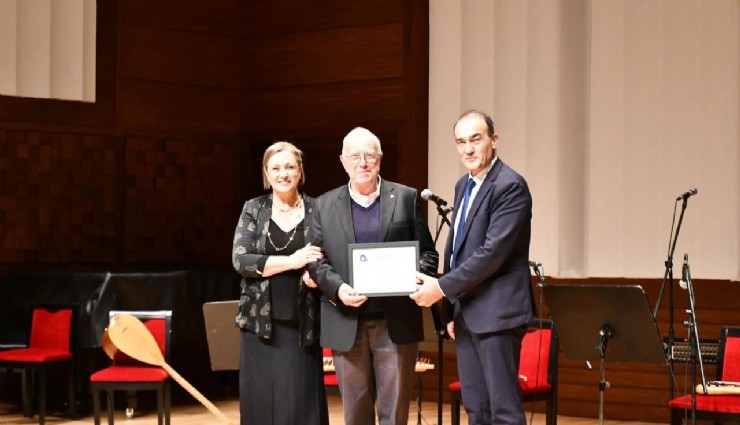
[430,204,451,425]
[652,196,691,399]
[597,325,612,425]
[682,254,707,425]
[433,205,452,236]
[531,263,546,318]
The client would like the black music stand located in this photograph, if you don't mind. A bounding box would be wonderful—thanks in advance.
[544,284,667,425]
[202,300,240,371]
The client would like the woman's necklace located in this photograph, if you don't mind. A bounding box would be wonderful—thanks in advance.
[266,225,298,252]
[272,196,302,213]
[268,195,303,251]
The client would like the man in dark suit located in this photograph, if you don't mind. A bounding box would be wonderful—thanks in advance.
[308,127,439,425]
[411,110,533,424]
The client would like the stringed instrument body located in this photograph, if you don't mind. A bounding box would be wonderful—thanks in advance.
[696,381,740,395]
[104,313,234,425]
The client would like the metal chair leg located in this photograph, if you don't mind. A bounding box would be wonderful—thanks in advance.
[92,385,102,425]
[450,390,461,425]
[38,367,46,425]
[106,390,115,425]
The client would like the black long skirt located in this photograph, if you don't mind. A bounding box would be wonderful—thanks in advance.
[239,322,328,425]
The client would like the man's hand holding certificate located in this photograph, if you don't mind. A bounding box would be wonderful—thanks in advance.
[337,283,367,307]
[409,272,445,307]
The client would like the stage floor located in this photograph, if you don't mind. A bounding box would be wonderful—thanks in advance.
[0,393,661,425]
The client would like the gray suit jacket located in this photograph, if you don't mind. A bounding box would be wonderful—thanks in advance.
[308,180,439,351]
[439,159,534,334]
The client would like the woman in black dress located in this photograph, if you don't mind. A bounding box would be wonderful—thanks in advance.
[232,141,328,425]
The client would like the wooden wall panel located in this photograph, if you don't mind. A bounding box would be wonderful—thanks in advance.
[0,131,121,264]
[239,0,428,200]
[0,129,240,270]
[242,0,405,36]
[118,81,241,136]
[121,0,241,36]
[123,138,237,265]
[121,26,241,89]
[243,24,405,89]
[241,80,406,134]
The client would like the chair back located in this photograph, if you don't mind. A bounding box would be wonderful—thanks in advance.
[28,304,77,353]
[108,310,172,366]
[717,327,740,381]
[519,319,557,393]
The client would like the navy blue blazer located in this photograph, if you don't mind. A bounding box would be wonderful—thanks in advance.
[439,159,534,334]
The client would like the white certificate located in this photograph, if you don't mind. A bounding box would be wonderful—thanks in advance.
[348,241,419,297]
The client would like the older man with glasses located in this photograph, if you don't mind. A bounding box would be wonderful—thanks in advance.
[308,127,439,425]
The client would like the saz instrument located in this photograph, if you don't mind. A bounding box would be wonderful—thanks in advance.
[104,313,234,425]
[695,381,740,395]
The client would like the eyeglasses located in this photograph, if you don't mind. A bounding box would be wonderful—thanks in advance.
[344,152,380,164]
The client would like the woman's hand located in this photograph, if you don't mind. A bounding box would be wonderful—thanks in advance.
[302,270,318,288]
[290,244,323,269]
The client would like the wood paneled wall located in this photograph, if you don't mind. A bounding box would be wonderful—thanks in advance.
[0,0,429,271]
[240,0,429,197]
[419,277,740,423]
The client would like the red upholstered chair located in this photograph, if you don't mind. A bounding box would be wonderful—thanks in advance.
[450,319,559,425]
[0,304,78,425]
[669,327,740,424]
[90,310,172,425]
[322,347,338,387]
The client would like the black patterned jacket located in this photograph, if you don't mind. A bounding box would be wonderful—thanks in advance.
[232,192,320,345]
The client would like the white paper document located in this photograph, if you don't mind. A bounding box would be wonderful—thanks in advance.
[349,241,419,297]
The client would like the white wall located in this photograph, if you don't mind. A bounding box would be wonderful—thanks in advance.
[0,0,96,102]
[429,0,740,280]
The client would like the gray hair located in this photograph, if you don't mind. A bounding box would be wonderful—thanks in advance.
[342,127,383,155]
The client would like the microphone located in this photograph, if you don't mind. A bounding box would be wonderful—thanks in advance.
[679,253,689,290]
[676,188,698,201]
[421,189,451,209]
[529,260,545,287]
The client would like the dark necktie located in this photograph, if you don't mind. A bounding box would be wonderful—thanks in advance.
[452,178,476,269]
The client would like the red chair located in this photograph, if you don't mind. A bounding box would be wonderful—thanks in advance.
[450,319,559,425]
[0,304,78,425]
[90,310,172,425]
[322,347,338,387]
[669,327,740,424]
